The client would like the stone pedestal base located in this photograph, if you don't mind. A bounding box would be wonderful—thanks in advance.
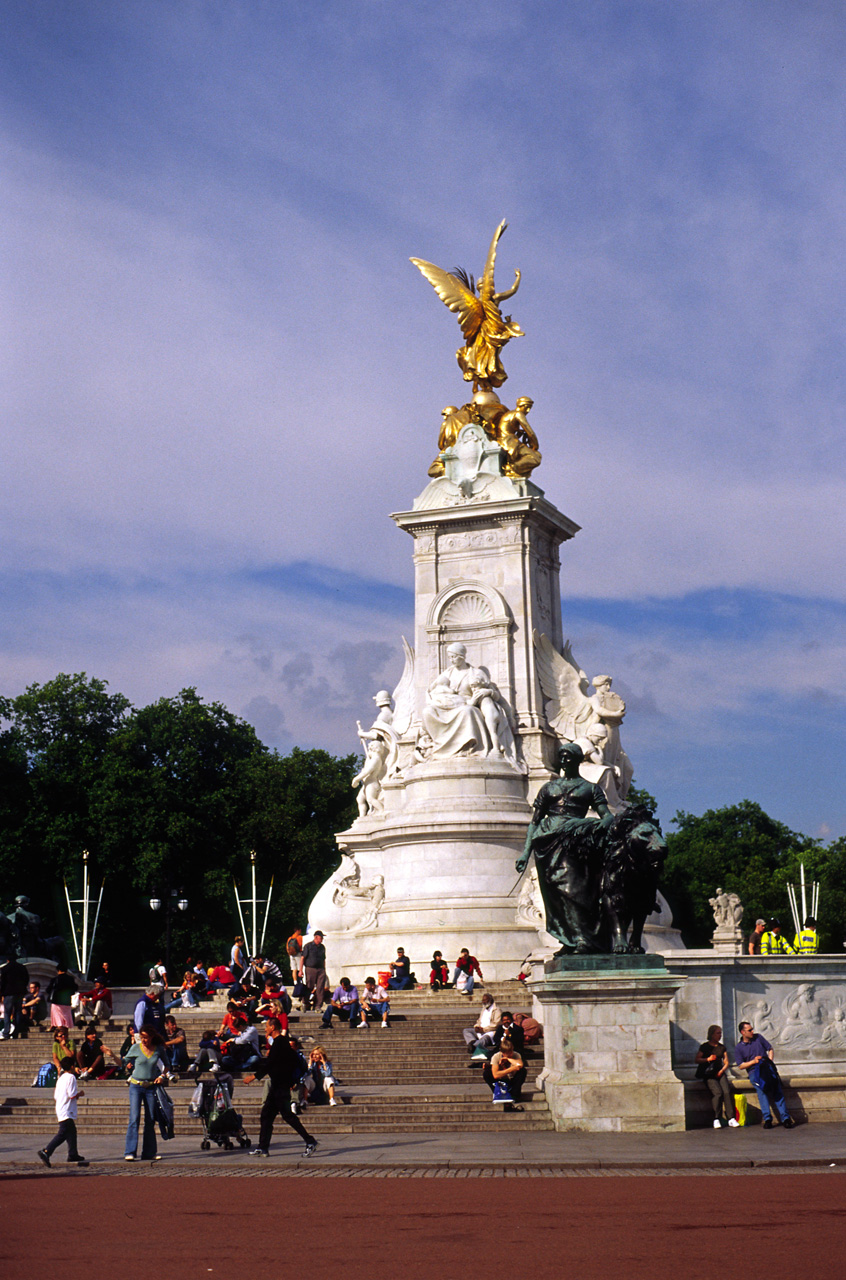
[529,957,687,1132]
[710,929,743,956]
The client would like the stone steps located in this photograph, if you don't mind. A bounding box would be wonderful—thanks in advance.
[1,1091,551,1134]
[0,1000,552,1133]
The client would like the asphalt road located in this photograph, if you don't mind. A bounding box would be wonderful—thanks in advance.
[2,1171,845,1279]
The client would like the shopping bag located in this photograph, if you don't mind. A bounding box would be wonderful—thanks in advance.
[734,1092,748,1127]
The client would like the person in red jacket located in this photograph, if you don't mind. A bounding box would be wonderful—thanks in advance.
[453,948,483,995]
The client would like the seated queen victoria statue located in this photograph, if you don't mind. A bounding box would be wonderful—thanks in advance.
[421,642,518,765]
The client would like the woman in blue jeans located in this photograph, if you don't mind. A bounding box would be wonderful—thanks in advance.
[123,1027,168,1161]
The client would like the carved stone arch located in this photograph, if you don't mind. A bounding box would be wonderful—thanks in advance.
[425,580,514,698]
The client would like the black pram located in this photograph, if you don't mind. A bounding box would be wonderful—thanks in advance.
[189,1072,251,1151]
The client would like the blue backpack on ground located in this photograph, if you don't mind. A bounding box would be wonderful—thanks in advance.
[34,1063,57,1088]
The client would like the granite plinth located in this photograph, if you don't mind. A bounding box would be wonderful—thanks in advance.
[529,964,687,1133]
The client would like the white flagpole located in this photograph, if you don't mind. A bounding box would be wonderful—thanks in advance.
[81,851,90,974]
[259,876,274,956]
[250,851,258,957]
[64,881,82,971]
[233,879,249,944]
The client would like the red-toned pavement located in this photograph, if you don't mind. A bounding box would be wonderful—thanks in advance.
[1,1172,845,1280]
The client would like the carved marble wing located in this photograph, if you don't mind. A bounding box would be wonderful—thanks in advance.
[390,637,416,738]
[410,258,484,342]
[533,631,598,740]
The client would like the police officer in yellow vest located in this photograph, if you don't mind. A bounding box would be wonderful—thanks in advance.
[793,916,820,954]
[761,918,795,956]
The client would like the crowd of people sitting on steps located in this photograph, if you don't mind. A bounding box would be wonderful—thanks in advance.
[3,930,541,1167]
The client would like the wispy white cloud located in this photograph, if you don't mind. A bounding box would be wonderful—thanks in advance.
[1,1,844,838]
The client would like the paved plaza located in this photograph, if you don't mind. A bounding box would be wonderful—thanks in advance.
[2,1119,844,1175]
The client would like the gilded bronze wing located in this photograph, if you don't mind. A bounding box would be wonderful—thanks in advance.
[410,257,485,343]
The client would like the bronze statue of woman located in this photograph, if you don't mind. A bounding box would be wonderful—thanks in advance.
[516,742,613,954]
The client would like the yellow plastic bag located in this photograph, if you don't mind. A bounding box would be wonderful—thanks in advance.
[734,1092,748,1127]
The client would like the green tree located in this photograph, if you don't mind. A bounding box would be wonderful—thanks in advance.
[237,746,358,965]
[0,674,130,919]
[663,800,819,947]
[0,675,358,979]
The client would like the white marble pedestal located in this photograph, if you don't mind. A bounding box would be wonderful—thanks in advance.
[530,956,687,1132]
[313,756,546,986]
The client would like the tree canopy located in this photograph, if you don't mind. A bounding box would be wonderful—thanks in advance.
[0,674,356,979]
[662,799,841,948]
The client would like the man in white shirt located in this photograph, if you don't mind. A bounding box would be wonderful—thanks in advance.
[463,992,502,1054]
[360,977,391,1028]
[38,1059,89,1167]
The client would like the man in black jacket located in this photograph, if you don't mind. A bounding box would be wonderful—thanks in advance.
[244,1019,318,1157]
[301,932,327,1012]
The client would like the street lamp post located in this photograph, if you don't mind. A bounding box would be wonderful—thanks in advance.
[149,888,188,982]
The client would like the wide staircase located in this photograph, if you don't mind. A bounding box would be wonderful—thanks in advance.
[0,983,554,1138]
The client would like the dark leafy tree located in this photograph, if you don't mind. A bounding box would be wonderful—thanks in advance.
[663,800,820,947]
[0,676,358,980]
[0,674,130,918]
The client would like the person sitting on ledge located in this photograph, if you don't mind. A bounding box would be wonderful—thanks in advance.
[360,976,391,1028]
[77,978,113,1026]
[163,1015,188,1078]
[206,961,236,992]
[186,1029,222,1075]
[76,1027,107,1080]
[21,981,47,1031]
[486,1011,525,1059]
[695,1024,739,1129]
[453,948,483,995]
[430,951,450,990]
[387,948,413,990]
[322,977,362,1030]
[483,1036,526,1112]
[734,1020,794,1130]
[463,992,502,1056]
[221,1014,263,1070]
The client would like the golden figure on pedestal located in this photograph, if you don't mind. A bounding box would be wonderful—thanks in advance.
[411,219,522,391]
[412,222,542,481]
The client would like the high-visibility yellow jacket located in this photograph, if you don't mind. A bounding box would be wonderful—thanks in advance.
[761,931,795,956]
[793,928,819,954]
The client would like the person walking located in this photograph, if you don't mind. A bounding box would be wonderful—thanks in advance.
[243,1017,318,1157]
[734,1021,794,1129]
[123,1027,169,1161]
[37,1059,89,1167]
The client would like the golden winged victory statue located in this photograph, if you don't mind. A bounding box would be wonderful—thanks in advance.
[411,222,541,480]
[411,220,523,391]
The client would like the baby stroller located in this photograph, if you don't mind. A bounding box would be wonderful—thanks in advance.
[189,1072,251,1151]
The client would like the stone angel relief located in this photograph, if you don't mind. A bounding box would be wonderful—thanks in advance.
[533,630,634,811]
[353,638,416,817]
[411,220,523,390]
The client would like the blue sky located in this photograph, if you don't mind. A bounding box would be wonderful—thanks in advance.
[2,2,844,839]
